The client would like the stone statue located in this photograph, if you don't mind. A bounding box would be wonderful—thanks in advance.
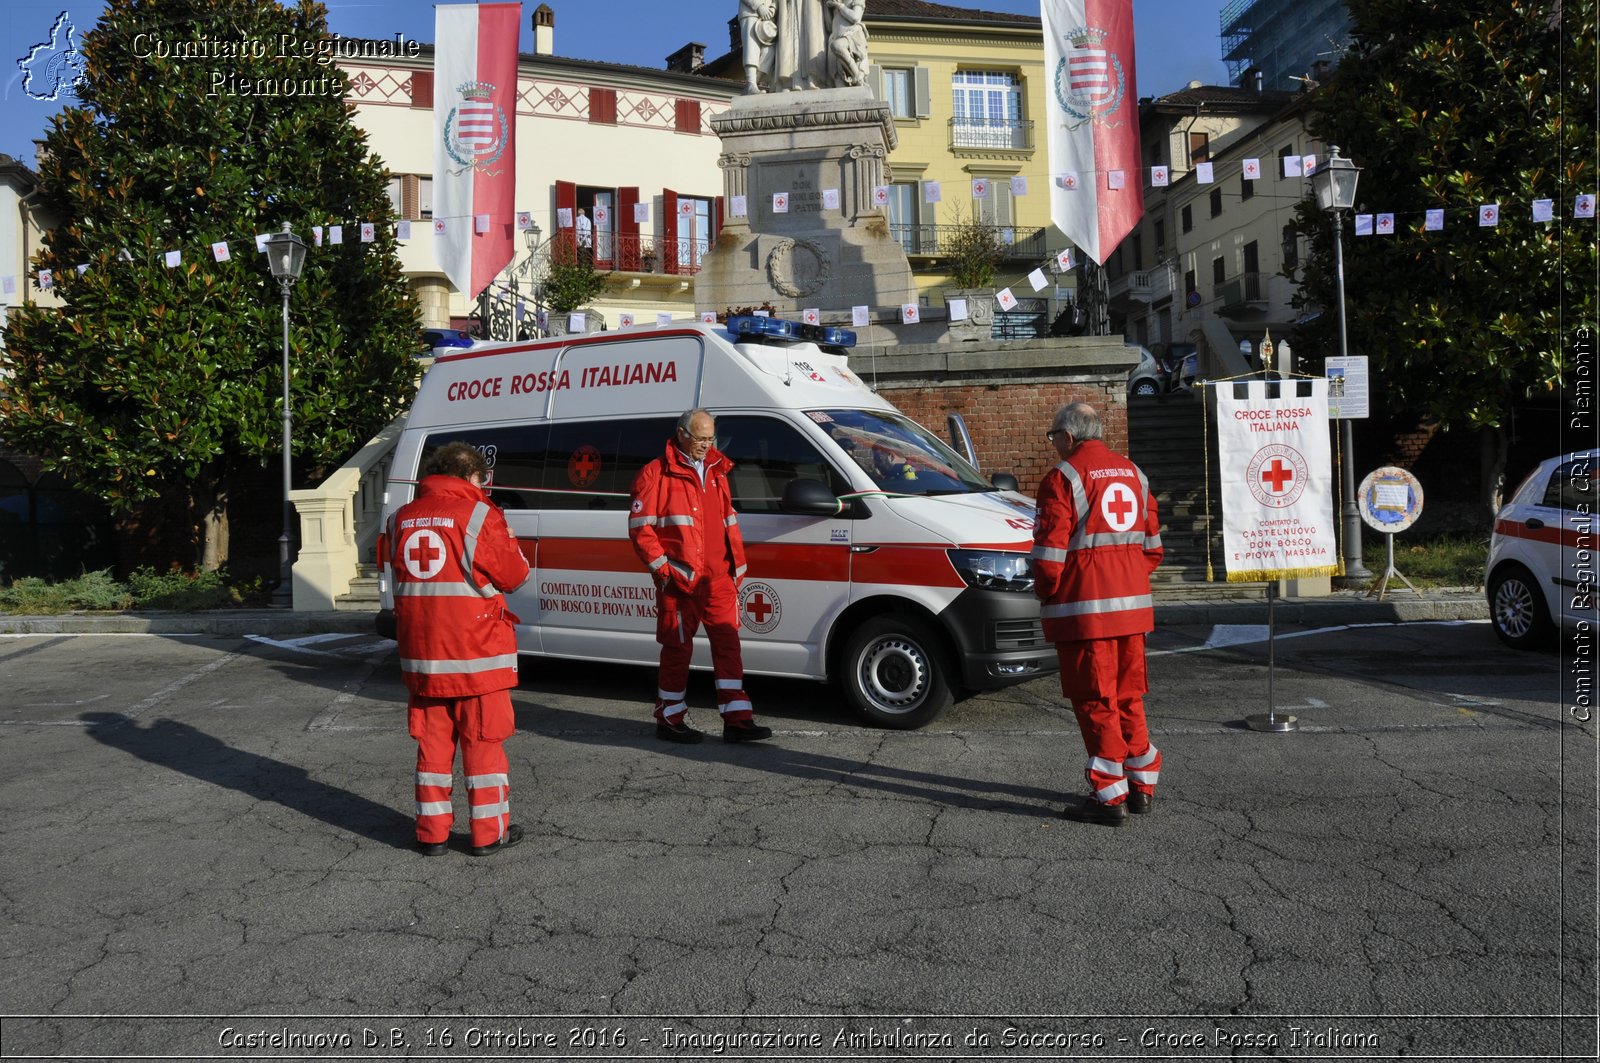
[826,0,869,87]
[772,0,828,90]
[738,0,778,93]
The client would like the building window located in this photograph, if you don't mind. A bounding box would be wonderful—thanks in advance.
[883,68,913,118]
[887,182,922,253]
[675,196,714,270]
[972,176,1013,227]
[1131,230,1143,271]
[1189,132,1209,165]
[1181,204,1193,233]
[1154,219,1165,251]
[1240,172,1254,201]
[1282,224,1299,270]
[410,71,432,109]
[1278,144,1297,180]
[1209,187,1223,217]
[1185,268,1197,296]
[590,87,617,125]
[674,99,701,133]
[952,70,1024,150]
[1212,256,1225,285]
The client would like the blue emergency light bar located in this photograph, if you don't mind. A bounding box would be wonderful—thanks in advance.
[725,315,857,349]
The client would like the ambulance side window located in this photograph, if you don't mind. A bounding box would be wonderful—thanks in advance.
[420,426,547,510]
[542,418,675,511]
[715,415,849,515]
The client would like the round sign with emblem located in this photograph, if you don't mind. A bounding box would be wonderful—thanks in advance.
[738,581,782,635]
[568,445,602,488]
[1358,466,1424,534]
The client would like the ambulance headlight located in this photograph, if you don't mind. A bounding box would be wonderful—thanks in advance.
[947,549,1035,592]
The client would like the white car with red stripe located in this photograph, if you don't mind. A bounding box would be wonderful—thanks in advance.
[1486,451,1598,648]
[378,316,1055,727]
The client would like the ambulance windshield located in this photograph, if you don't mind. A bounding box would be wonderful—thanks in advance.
[811,409,994,495]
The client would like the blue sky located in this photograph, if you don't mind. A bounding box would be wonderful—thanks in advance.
[1,0,1231,164]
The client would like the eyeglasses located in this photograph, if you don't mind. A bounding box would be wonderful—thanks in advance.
[681,431,717,445]
[1046,429,1069,441]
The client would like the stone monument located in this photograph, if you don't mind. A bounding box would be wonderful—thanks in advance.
[696,0,916,318]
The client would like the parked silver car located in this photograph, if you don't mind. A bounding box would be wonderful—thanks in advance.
[1486,451,1598,647]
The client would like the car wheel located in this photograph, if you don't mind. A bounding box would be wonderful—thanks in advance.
[1131,380,1160,396]
[839,615,955,729]
[1488,564,1554,649]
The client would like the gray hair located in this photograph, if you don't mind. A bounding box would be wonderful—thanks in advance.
[676,408,714,433]
[1050,402,1102,441]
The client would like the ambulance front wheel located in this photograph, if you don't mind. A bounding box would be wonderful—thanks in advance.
[840,615,955,729]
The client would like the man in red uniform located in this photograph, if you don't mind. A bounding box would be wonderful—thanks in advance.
[1031,403,1164,827]
[629,409,772,744]
[383,441,532,855]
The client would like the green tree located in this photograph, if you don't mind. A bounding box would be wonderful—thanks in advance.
[0,0,419,569]
[941,205,1004,290]
[1289,0,1595,507]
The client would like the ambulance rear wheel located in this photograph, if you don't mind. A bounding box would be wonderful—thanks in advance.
[840,615,954,729]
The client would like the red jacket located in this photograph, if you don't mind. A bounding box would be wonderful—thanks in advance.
[383,475,531,697]
[1031,439,1163,641]
[629,440,748,589]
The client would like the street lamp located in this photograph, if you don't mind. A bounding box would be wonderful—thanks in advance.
[1311,145,1372,584]
[265,223,307,608]
[524,220,545,337]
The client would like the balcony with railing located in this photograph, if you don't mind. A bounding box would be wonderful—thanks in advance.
[949,117,1034,153]
[550,231,710,276]
[888,223,1049,261]
[1213,272,1269,316]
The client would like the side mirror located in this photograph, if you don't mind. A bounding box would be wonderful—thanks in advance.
[990,472,1019,492]
[780,477,845,517]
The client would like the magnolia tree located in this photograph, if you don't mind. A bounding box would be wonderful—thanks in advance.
[1289,0,1596,509]
[0,0,419,570]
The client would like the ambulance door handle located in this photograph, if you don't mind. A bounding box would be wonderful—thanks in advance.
[849,545,878,554]
[1524,518,1545,529]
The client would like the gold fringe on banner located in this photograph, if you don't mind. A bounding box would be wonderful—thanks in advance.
[1228,566,1338,583]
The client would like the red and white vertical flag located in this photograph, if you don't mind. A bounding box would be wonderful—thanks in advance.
[1044,0,1141,264]
[434,2,520,300]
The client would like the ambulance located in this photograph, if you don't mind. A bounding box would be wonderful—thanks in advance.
[377,315,1055,728]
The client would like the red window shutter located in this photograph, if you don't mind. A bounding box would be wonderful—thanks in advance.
[617,186,642,271]
[674,99,700,134]
[555,180,578,264]
[590,88,617,125]
[662,189,680,274]
[410,71,433,108]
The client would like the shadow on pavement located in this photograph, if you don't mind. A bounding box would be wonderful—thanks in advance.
[524,703,1065,818]
[80,711,414,849]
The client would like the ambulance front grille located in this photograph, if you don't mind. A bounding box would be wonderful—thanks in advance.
[993,619,1045,650]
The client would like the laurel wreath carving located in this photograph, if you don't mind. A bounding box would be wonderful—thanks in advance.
[765,238,831,298]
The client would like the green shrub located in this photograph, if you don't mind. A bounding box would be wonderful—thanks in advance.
[1361,533,1487,589]
[0,567,269,613]
[126,567,243,610]
[0,570,132,613]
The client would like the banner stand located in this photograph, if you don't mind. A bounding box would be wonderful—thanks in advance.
[1370,532,1420,601]
[1245,581,1299,733]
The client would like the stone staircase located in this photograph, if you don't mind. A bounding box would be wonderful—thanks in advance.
[1127,393,1263,600]
[335,563,382,611]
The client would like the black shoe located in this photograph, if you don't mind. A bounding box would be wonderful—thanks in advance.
[416,839,449,857]
[1127,791,1154,815]
[470,824,523,857]
[722,719,773,743]
[656,718,705,744]
[1058,797,1128,827]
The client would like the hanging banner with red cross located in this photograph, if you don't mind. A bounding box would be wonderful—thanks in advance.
[1215,378,1338,582]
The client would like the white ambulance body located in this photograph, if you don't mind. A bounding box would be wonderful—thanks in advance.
[379,316,1055,727]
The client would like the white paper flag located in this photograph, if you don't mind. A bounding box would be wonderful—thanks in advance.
[1575,194,1595,218]
[635,202,651,223]
[772,192,789,213]
[396,221,412,240]
[972,178,990,199]
[619,312,635,327]
[1425,209,1444,231]
[433,219,447,236]
[851,305,870,326]
[1478,204,1499,227]
[1282,155,1303,178]
[312,226,323,246]
[1055,248,1075,271]
[75,263,88,275]
[729,195,747,218]
[516,211,532,231]
[472,214,488,234]
[1028,268,1048,292]
[568,312,586,332]
[802,307,820,325]
[594,205,608,225]
[1196,162,1214,184]
[361,223,376,243]
[1010,175,1027,196]
[1150,166,1169,187]
[923,181,942,203]
[996,287,1018,311]
[752,309,770,317]
[1353,214,1373,236]
[330,225,344,245]
[700,311,717,323]
[1532,198,1554,223]
[1243,158,1261,180]
[1,276,14,295]
[1107,170,1125,190]
[211,241,230,262]
[1301,155,1318,176]
[872,184,890,207]
[1376,213,1395,235]
[900,303,920,324]
[254,233,270,252]
[947,297,968,322]
[656,312,673,325]
[1058,171,1081,191]
[164,250,181,268]
[822,188,840,210]
[678,200,694,219]
[39,269,53,290]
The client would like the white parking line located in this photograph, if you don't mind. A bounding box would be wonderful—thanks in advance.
[1150,618,1488,656]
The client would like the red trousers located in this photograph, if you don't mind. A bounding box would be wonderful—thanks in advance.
[1056,634,1161,806]
[654,577,753,723]
[409,689,514,847]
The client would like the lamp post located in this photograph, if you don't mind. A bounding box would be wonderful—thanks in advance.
[1311,145,1372,584]
[524,221,544,337]
[265,223,307,608]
